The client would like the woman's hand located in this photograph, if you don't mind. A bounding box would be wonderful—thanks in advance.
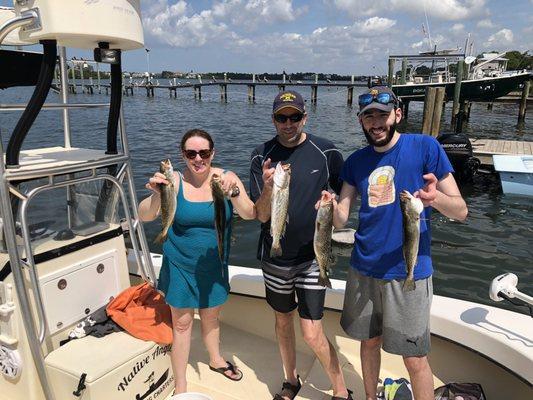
[221,171,240,197]
[145,172,169,194]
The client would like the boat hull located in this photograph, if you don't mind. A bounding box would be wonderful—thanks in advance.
[392,72,532,102]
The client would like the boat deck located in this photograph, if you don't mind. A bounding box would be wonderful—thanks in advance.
[472,139,533,165]
[182,303,432,400]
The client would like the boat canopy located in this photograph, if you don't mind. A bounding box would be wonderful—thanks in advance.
[4,0,144,50]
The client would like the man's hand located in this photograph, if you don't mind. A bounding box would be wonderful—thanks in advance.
[414,173,438,207]
[262,158,276,189]
[315,190,337,210]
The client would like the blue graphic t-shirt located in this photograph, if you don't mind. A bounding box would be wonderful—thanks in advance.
[341,133,453,280]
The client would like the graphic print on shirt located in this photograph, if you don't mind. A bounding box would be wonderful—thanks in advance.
[367,166,396,207]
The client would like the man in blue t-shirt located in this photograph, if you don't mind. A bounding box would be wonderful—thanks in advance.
[322,86,467,400]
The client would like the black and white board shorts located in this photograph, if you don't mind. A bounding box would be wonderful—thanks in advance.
[261,260,326,320]
[341,267,433,357]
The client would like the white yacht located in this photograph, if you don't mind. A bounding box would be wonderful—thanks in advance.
[0,2,532,400]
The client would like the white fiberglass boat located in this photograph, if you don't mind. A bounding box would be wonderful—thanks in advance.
[0,2,531,400]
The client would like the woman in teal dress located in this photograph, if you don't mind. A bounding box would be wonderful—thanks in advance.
[138,129,256,394]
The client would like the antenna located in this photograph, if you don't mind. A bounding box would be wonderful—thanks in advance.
[422,0,433,51]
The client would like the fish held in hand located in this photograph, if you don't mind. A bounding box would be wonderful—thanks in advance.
[399,190,424,291]
[211,174,227,263]
[154,159,177,244]
[314,194,336,288]
[270,163,291,258]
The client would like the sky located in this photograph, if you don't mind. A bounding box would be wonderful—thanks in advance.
[2,0,532,74]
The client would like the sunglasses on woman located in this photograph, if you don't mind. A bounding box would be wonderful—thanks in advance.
[358,92,397,108]
[183,149,212,159]
[273,113,305,123]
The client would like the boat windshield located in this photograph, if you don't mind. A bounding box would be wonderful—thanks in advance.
[0,174,122,254]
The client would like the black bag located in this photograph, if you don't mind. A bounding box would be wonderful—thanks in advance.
[434,383,486,400]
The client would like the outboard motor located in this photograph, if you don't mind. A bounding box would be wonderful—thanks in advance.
[437,133,480,183]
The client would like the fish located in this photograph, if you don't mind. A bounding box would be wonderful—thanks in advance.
[154,159,177,244]
[210,173,227,263]
[270,163,291,258]
[314,193,336,288]
[399,190,424,291]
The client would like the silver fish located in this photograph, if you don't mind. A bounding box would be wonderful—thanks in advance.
[270,163,291,258]
[399,190,424,291]
[154,159,176,244]
[314,194,336,288]
[211,174,227,263]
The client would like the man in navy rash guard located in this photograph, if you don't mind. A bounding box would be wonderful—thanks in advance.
[249,90,352,400]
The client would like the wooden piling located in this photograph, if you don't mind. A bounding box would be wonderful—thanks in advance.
[403,100,410,120]
[247,85,256,103]
[422,87,437,134]
[430,87,446,137]
[422,87,445,136]
[388,58,395,87]
[400,59,407,85]
[311,85,318,104]
[451,60,464,130]
[278,85,286,92]
[219,84,227,102]
[487,103,493,110]
[70,66,76,94]
[347,87,354,106]
[518,80,531,123]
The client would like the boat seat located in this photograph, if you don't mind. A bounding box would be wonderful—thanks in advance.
[44,331,173,399]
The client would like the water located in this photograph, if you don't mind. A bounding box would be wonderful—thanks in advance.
[1,83,532,314]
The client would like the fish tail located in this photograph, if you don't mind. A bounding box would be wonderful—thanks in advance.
[403,276,416,292]
[270,240,282,257]
[154,231,167,244]
[318,271,332,288]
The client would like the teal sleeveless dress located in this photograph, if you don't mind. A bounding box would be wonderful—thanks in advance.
[157,173,233,309]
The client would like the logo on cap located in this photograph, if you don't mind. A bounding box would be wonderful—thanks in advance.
[280,93,296,102]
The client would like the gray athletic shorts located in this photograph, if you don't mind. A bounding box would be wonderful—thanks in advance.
[340,267,433,357]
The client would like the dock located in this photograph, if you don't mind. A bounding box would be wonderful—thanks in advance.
[472,139,533,165]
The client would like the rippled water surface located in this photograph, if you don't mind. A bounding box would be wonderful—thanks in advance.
[1,83,532,313]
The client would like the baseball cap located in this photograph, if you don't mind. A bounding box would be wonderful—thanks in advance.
[272,90,305,114]
[358,86,399,115]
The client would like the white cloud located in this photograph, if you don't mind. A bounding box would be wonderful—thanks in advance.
[477,19,495,29]
[451,23,464,33]
[142,1,308,47]
[353,17,396,35]
[331,0,487,21]
[225,17,397,71]
[213,0,308,28]
[143,3,235,47]
[483,29,513,48]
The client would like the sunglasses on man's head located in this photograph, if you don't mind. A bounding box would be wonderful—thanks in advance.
[358,92,397,108]
[183,149,212,159]
[273,113,305,123]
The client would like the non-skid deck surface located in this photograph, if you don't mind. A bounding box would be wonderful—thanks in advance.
[183,316,316,399]
[177,311,436,400]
